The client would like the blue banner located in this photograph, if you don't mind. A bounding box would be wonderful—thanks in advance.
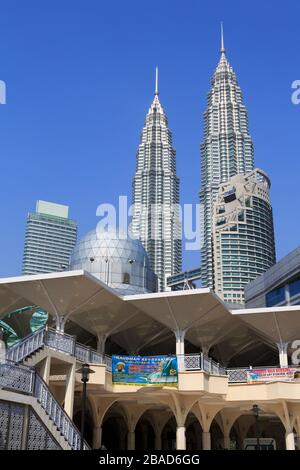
[112,355,178,386]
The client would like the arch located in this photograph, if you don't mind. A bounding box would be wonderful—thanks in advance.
[161,416,177,450]
[135,416,155,450]
[210,419,223,449]
[185,411,203,450]
[73,408,94,447]
[228,405,286,450]
[101,402,129,450]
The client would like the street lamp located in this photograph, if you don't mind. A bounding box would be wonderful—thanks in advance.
[252,404,261,450]
[77,363,95,450]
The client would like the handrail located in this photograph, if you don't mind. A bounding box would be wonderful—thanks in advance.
[0,360,90,450]
[6,327,45,363]
[34,372,89,450]
[6,326,105,366]
[177,353,226,376]
[8,328,298,384]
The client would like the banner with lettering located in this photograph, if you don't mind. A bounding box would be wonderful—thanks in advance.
[112,355,178,386]
[247,367,300,383]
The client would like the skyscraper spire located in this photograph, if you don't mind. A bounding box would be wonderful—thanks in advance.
[132,72,182,291]
[220,22,225,54]
[199,28,276,304]
[200,28,255,291]
[155,66,159,95]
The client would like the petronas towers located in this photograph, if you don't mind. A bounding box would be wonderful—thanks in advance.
[132,27,276,299]
[131,69,182,292]
[200,27,275,301]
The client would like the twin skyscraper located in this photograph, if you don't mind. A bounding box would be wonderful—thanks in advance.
[22,28,276,304]
[132,27,276,301]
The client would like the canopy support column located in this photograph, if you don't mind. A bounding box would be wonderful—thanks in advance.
[202,431,211,450]
[55,316,65,333]
[175,330,186,356]
[285,430,295,450]
[97,334,107,356]
[276,342,289,367]
[176,426,186,450]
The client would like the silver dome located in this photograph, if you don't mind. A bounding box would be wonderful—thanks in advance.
[70,227,157,294]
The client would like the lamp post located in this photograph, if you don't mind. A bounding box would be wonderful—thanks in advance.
[77,363,95,450]
[252,404,261,450]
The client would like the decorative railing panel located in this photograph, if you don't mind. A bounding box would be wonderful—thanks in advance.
[0,361,35,394]
[75,344,91,363]
[46,329,75,356]
[104,355,112,372]
[90,350,103,364]
[226,368,250,383]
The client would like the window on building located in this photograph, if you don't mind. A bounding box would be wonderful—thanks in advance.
[266,286,286,307]
[123,273,130,285]
[289,278,300,298]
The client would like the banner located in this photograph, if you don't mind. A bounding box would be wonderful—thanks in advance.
[112,355,178,386]
[247,367,300,383]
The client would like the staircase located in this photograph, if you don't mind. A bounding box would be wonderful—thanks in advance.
[6,326,109,367]
[4,328,97,450]
[0,360,90,450]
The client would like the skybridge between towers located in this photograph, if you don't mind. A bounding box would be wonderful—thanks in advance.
[166,267,202,290]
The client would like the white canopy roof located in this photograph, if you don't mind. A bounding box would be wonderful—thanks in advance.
[1,271,300,360]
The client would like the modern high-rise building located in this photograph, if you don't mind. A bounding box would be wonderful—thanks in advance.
[131,69,182,291]
[22,200,78,275]
[199,27,276,299]
[213,169,276,304]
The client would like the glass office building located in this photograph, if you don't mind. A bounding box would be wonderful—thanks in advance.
[22,200,78,275]
[213,169,276,304]
[245,246,300,308]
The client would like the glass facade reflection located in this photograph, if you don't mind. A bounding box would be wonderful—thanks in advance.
[266,278,300,307]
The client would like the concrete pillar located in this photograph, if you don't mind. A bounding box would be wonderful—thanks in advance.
[127,430,135,450]
[285,431,295,450]
[175,330,186,356]
[202,431,211,450]
[155,430,162,450]
[55,316,65,333]
[64,363,76,418]
[176,426,186,450]
[93,425,102,449]
[223,434,231,450]
[97,335,107,355]
[39,355,51,385]
[276,342,289,367]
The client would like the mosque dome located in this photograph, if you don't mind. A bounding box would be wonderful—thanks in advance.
[70,227,157,294]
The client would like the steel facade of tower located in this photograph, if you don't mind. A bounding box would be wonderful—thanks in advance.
[132,71,182,291]
[200,30,275,297]
[22,200,78,275]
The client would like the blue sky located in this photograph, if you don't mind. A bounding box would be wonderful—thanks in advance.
[0,0,299,276]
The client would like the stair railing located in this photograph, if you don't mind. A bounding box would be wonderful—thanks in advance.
[0,359,90,450]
